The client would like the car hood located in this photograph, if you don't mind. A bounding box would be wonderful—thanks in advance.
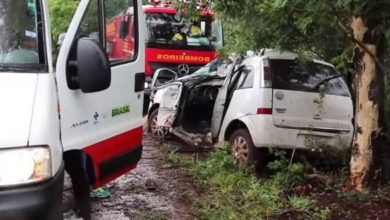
[0,73,38,148]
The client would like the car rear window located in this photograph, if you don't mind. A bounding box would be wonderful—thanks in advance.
[236,65,254,89]
[269,59,350,97]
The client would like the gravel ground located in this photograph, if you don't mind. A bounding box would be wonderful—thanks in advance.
[64,133,198,220]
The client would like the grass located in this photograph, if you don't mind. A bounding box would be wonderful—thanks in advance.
[161,144,331,220]
[160,144,194,167]
[135,211,169,220]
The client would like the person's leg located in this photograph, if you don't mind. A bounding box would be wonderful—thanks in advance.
[64,152,91,220]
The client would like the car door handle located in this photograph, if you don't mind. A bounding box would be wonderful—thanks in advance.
[134,72,145,92]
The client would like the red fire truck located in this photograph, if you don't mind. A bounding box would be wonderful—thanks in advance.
[105,0,223,112]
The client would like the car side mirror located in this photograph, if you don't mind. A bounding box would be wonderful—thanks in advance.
[119,20,129,39]
[151,68,178,89]
[67,37,111,93]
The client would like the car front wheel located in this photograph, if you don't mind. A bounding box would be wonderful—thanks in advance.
[148,108,168,137]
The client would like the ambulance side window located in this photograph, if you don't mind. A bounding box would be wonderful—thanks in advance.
[67,0,103,88]
[104,0,137,64]
[77,0,101,42]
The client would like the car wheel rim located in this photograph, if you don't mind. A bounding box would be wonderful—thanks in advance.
[150,114,168,137]
[232,136,249,165]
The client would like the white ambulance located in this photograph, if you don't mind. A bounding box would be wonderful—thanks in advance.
[0,0,145,219]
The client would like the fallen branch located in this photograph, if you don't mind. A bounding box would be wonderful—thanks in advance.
[337,21,386,72]
[306,173,332,182]
[378,195,390,203]
[267,208,313,219]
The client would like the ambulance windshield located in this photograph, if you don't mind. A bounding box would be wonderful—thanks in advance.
[145,13,223,50]
[0,0,46,71]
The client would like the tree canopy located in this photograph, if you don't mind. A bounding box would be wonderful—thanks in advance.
[213,0,390,71]
[49,0,79,45]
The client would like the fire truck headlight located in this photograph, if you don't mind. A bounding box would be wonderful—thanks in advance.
[0,146,51,187]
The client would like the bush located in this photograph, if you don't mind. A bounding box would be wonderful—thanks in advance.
[189,147,329,219]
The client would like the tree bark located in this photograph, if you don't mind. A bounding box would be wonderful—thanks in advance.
[348,16,380,191]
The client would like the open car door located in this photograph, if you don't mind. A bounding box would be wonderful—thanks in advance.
[151,68,178,89]
[211,61,240,140]
[151,68,182,128]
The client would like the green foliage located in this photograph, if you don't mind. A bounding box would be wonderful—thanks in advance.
[212,0,351,61]
[49,0,78,45]
[288,195,312,210]
[212,0,390,58]
[161,144,194,167]
[189,148,328,219]
[343,191,374,202]
[135,211,169,220]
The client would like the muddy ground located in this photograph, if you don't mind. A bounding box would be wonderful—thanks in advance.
[63,131,390,220]
[64,133,198,220]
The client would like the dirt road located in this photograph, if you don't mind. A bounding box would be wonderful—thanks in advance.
[64,134,197,220]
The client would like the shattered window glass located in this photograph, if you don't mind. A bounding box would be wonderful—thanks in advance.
[236,66,254,89]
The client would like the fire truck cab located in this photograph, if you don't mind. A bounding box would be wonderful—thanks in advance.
[105,0,223,113]
[0,0,145,219]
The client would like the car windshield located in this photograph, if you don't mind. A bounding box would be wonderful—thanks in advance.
[192,58,223,76]
[145,13,223,50]
[0,0,45,71]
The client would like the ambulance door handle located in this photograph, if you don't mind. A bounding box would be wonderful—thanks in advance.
[134,72,145,92]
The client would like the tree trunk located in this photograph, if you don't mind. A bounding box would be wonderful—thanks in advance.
[348,16,381,191]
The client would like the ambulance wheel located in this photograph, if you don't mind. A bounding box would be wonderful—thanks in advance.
[148,108,169,138]
[229,129,267,169]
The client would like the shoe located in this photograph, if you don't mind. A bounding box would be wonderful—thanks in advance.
[90,186,112,198]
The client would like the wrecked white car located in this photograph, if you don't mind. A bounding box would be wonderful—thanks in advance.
[147,58,229,144]
[147,50,354,166]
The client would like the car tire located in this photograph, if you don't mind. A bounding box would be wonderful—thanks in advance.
[229,128,267,169]
[147,108,168,137]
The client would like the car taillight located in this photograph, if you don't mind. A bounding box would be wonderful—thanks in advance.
[257,108,272,115]
[262,59,272,88]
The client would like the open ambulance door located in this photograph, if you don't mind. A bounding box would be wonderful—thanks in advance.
[56,0,145,187]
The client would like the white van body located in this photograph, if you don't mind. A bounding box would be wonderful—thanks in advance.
[0,0,145,219]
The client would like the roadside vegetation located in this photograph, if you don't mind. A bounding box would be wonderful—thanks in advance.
[190,148,330,220]
[161,143,390,219]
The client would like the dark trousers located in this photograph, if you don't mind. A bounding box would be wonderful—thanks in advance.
[64,152,91,220]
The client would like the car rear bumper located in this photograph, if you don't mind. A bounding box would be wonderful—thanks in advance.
[242,115,353,151]
[0,162,64,220]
